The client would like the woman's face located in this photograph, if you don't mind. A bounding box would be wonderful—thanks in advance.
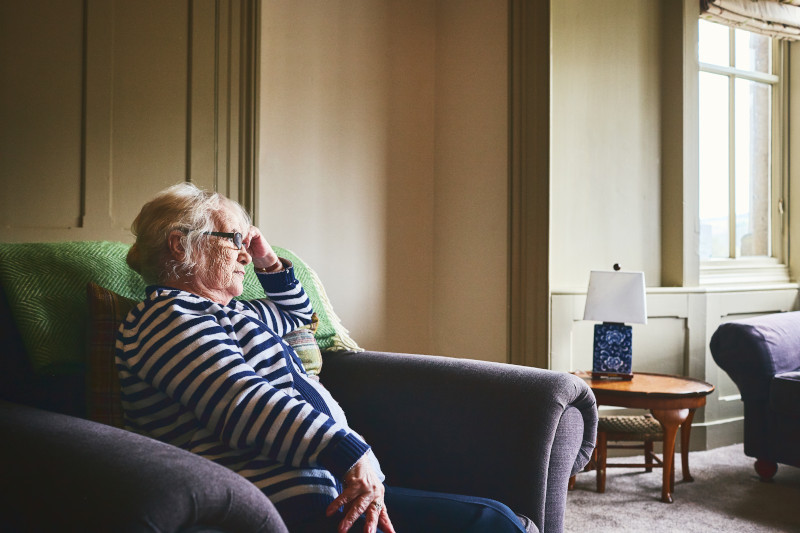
[195,206,251,303]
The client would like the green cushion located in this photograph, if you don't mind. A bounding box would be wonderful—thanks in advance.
[0,241,360,375]
[0,241,147,374]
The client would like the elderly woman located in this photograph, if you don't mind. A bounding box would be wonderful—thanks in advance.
[117,183,530,533]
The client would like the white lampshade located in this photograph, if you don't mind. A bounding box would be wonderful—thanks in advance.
[583,270,647,325]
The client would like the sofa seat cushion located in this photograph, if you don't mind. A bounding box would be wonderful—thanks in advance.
[770,371,800,417]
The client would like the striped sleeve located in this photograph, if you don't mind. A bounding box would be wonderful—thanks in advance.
[117,296,368,477]
[237,262,314,337]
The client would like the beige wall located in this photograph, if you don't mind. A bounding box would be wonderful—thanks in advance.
[259,0,508,360]
[551,0,663,290]
[432,2,509,359]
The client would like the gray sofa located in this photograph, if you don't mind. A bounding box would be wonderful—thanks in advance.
[710,311,800,480]
[0,242,597,532]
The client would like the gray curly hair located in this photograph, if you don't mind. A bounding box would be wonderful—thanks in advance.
[127,182,251,284]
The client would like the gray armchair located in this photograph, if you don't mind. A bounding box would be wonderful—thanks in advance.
[0,399,287,532]
[322,351,597,532]
[0,241,597,532]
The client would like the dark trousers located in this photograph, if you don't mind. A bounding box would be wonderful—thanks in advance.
[289,485,527,533]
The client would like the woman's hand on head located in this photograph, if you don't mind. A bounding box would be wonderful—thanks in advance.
[326,456,395,533]
[245,226,280,270]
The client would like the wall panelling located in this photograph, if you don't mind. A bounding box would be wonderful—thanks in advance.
[0,0,258,243]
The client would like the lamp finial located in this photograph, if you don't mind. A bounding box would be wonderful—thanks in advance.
[613,263,621,271]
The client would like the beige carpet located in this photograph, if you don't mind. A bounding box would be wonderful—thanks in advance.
[564,444,800,533]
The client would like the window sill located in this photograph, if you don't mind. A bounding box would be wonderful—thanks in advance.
[700,258,792,287]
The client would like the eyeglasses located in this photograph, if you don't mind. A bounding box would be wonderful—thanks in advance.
[201,231,244,250]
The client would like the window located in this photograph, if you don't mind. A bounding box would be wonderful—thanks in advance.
[698,20,787,283]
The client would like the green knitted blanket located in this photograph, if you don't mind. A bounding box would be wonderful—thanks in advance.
[0,241,360,375]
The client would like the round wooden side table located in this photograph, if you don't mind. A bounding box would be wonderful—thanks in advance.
[575,371,715,503]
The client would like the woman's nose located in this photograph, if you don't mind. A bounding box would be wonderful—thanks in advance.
[238,249,252,265]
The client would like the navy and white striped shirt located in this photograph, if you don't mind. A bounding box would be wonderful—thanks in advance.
[115,265,378,519]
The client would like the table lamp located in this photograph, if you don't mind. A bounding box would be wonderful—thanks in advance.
[583,265,647,380]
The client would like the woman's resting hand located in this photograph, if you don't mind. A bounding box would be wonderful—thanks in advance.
[245,226,281,271]
[326,455,396,533]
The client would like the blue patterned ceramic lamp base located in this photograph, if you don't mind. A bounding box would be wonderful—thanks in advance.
[592,322,634,379]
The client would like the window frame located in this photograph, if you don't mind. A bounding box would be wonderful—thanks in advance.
[697,23,789,286]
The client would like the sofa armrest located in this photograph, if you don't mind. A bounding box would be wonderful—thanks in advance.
[320,351,597,533]
[0,400,287,533]
[710,311,800,399]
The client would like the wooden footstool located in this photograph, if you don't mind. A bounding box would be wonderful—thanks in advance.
[595,414,666,493]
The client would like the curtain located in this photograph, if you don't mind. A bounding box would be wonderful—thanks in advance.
[701,0,800,40]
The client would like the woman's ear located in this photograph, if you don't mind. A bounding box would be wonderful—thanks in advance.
[167,230,186,261]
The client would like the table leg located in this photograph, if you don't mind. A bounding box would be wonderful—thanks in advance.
[681,409,697,482]
[596,431,607,493]
[650,408,689,503]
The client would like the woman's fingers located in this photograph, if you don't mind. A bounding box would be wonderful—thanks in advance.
[329,494,393,533]
[245,226,279,268]
[363,501,395,533]
[360,501,381,533]
[325,478,368,516]
[326,491,351,517]
[330,457,390,532]
[245,226,266,255]
[338,494,372,533]
[377,506,396,533]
